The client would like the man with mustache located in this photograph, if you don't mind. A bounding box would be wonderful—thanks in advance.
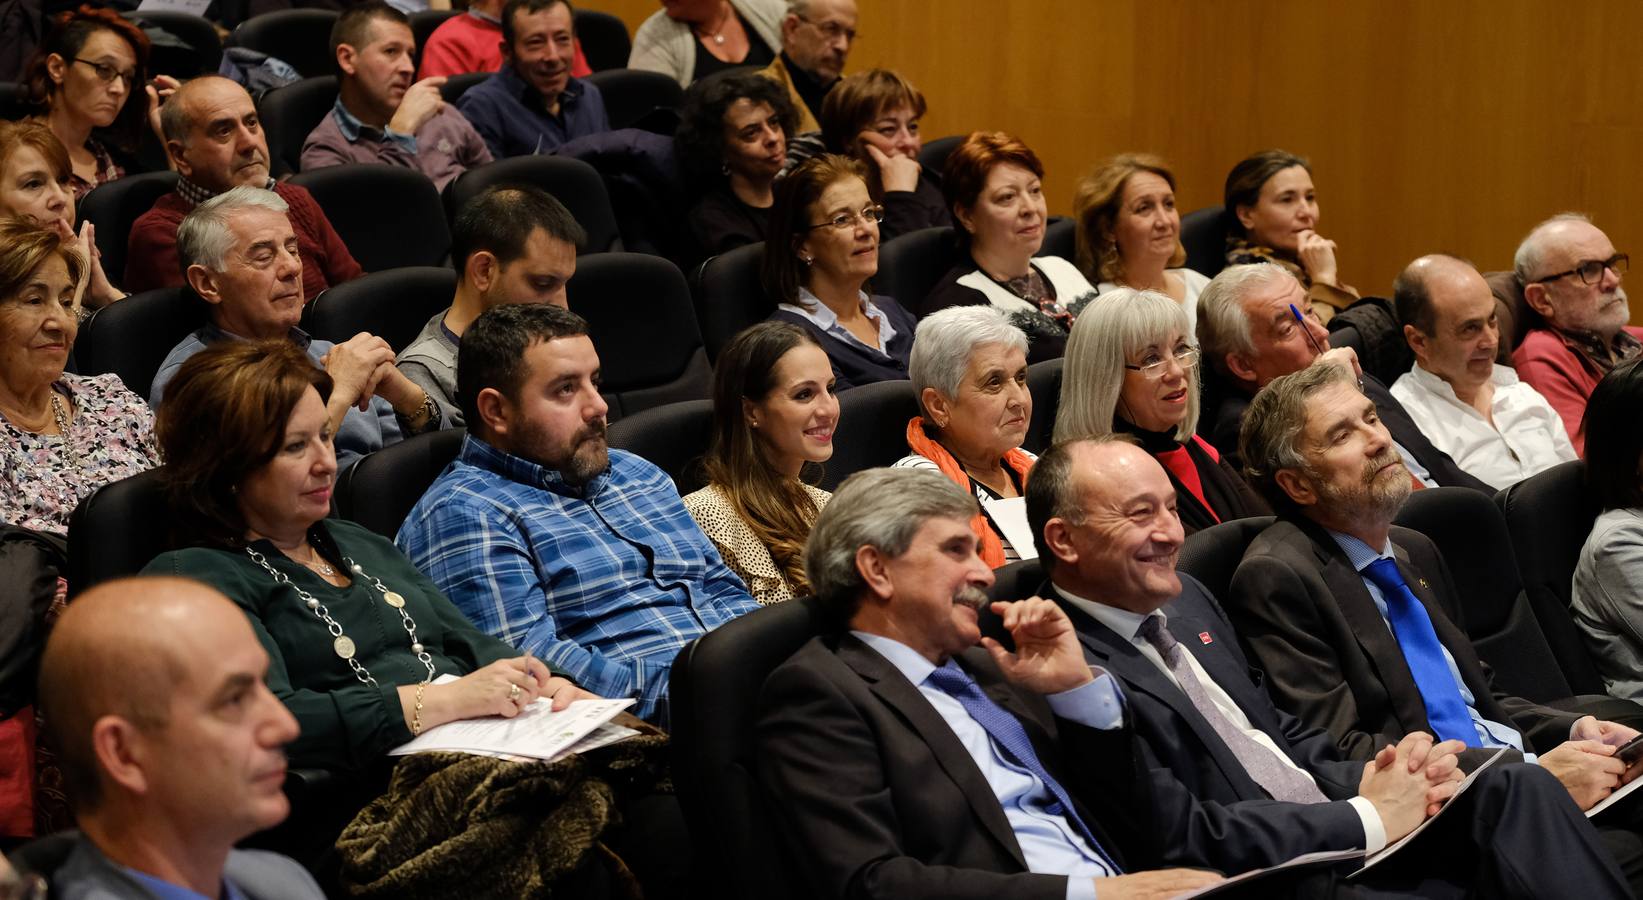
[456,0,610,159]
[125,76,362,301]
[1230,363,1643,829]
[37,577,323,899]
[301,2,492,192]
[398,303,758,725]
[1511,213,1643,454]
[1390,255,1575,489]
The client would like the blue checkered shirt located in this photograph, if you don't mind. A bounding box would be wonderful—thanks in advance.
[396,435,758,724]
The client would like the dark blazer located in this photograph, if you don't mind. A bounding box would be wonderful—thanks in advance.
[1227,516,1579,767]
[768,295,916,390]
[1212,373,1493,494]
[755,633,1159,900]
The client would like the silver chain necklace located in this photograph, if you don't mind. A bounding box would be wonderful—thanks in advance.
[245,545,436,688]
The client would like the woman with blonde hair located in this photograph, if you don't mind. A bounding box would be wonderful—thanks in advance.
[1073,153,1209,332]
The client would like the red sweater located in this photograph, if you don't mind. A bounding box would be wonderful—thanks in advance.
[418,12,591,80]
[1512,325,1643,456]
[124,182,364,302]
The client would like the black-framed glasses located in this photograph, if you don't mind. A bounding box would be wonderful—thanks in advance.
[806,204,885,231]
[72,57,136,86]
[1534,253,1629,286]
[1125,346,1200,379]
[796,15,857,42]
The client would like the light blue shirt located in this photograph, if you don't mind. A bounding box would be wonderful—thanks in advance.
[119,866,248,900]
[330,97,418,155]
[1327,531,1528,757]
[853,631,1124,900]
[779,287,899,357]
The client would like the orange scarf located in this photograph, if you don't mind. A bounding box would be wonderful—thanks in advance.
[905,417,1036,568]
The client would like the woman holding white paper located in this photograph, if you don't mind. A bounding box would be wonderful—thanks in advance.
[142,339,597,773]
[892,305,1037,566]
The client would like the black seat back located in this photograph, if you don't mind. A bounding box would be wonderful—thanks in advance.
[305,266,457,352]
[1177,515,1275,606]
[230,9,340,79]
[334,428,466,538]
[289,164,451,270]
[988,558,1046,602]
[124,11,223,76]
[408,8,458,62]
[443,155,621,253]
[1179,205,1230,278]
[569,253,711,422]
[693,242,771,363]
[584,68,685,131]
[1040,216,1075,261]
[76,171,178,282]
[917,134,963,177]
[878,226,961,318]
[257,75,337,176]
[7,829,80,883]
[607,398,715,495]
[438,71,489,104]
[74,287,211,399]
[574,9,632,72]
[1496,460,1608,694]
[669,595,839,900]
[822,380,920,490]
[1023,357,1062,453]
[65,468,171,598]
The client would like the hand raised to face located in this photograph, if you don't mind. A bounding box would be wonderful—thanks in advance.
[980,596,1093,695]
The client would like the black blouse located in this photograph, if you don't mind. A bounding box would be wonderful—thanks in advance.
[1117,418,1270,535]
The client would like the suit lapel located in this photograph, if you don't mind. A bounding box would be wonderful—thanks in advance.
[836,636,1030,869]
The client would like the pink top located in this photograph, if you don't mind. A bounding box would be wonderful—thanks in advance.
[1512,325,1643,455]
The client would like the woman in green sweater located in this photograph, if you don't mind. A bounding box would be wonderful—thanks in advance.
[142,340,595,773]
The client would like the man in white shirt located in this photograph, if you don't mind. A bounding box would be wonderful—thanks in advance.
[1390,254,1576,489]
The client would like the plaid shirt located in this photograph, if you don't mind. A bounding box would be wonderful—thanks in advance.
[396,435,757,724]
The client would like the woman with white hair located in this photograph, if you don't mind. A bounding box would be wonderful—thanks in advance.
[893,305,1035,565]
[1055,288,1267,534]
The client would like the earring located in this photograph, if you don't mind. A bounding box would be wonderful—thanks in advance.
[721,162,731,176]
[801,255,813,266]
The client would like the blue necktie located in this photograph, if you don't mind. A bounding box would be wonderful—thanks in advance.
[923,661,1123,874]
[1360,557,1477,746]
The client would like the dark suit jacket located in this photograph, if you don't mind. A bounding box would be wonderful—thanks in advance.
[1212,374,1492,494]
[755,633,1159,900]
[1226,516,1578,766]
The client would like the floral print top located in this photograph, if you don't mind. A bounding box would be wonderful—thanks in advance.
[0,373,159,535]
[66,137,124,201]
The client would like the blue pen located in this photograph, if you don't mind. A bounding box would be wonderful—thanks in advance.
[1290,303,1362,389]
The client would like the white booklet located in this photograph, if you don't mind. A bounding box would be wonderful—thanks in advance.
[1349,745,1507,878]
[389,675,634,762]
[1588,771,1643,818]
[980,495,1038,561]
[1170,848,1364,898]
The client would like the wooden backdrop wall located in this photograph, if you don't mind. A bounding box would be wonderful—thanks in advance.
[599,0,1643,310]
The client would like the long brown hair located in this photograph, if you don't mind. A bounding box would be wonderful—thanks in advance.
[701,322,827,594]
[759,152,872,305]
[1072,153,1187,283]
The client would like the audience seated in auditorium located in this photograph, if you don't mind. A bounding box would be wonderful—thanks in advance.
[1232,363,1643,817]
[1073,153,1209,333]
[1511,213,1642,454]
[456,0,610,159]
[818,68,948,242]
[126,76,363,301]
[144,340,593,775]
[764,154,915,388]
[0,219,156,538]
[22,7,175,199]
[0,120,122,307]
[1224,150,1358,324]
[419,0,593,80]
[399,186,583,426]
[1390,254,1575,490]
[923,132,1096,363]
[1196,263,1490,491]
[684,322,834,605]
[893,306,1035,563]
[756,0,855,138]
[1575,357,1643,702]
[1054,289,1266,535]
[150,187,440,468]
[1025,436,1635,896]
[302,2,492,191]
[36,576,325,899]
[398,304,758,725]
[675,71,796,260]
[629,0,782,88]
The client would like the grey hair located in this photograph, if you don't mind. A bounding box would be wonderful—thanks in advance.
[804,467,978,613]
[1238,361,1354,509]
[176,186,290,274]
[909,305,1029,418]
[1195,263,1296,379]
[1024,434,1136,569]
[785,0,813,15]
[1054,288,1199,443]
[1513,212,1593,284]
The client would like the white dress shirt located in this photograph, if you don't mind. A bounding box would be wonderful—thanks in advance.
[778,287,899,356]
[1390,363,1577,491]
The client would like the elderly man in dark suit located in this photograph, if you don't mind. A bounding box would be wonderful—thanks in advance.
[1023,435,1634,896]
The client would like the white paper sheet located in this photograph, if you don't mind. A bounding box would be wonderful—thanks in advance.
[1169,848,1365,898]
[388,676,634,762]
[136,0,213,15]
[980,495,1038,561]
[1349,745,1507,878]
[1587,769,1643,818]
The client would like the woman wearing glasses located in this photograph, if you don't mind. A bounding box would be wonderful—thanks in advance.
[764,154,916,389]
[921,131,1097,363]
[1055,288,1268,534]
[22,7,174,199]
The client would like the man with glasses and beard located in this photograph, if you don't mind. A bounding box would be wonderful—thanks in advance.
[1511,213,1643,454]
[397,304,757,726]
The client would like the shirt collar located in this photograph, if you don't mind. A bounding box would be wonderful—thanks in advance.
[785,287,897,343]
[852,630,937,685]
[331,96,372,143]
[458,431,610,497]
[1326,529,1395,572]
[1409,361,1520,400]
[1052,582,1154,643]
[119,864,242,900]
[175,175,278,208]
[198,322,312,351]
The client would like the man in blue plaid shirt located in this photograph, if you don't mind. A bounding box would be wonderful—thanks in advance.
[398,304,759,725]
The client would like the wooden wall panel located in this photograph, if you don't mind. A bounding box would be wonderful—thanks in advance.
[595,0,1643,315]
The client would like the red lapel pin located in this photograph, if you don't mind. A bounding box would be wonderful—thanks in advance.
[1198,632,1214,645]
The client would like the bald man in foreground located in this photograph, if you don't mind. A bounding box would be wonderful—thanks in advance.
[37,577,323,900]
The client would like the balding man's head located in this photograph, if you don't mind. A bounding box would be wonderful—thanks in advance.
[1395,255,1499,396]
[1515,214,1630,340]
[160,76,271,193]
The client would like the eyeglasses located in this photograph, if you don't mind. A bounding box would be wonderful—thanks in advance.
[72,57,137,86]
[1125,346,1200,379]
[796,15,857,42]
[806,204,885,231]
[1533,252,1629,286]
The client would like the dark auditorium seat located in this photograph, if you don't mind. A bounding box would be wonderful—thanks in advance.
[230,9,341,79]
[569,253,712,422]
[74,287,211,399]
[877,226,961,317]
[574,8,632,72]
[1040,216,1075,261]
[1179,205,1230,278]
[334,428,466,538]
[124,10,224,76]
[585,68,685,132]
[692,242,771,363]
[606,398,714,494]
[65,467,170,598]
[988,558,1046,603]
[917,134,963,178]
[289,164,452,270]
[1176,515,1274,609]
[6,829,78,885]
[0,82,33,120]
[76,171,179,284]
[670,595,839,900]
[304,266,457,352]
[822,379,920,490]
[444,156,622,253]
[1484,269,1537,362]
[258,75,337,176]
[409,8,458,60]
[1022,357,1062,454]
[438,71,489,104]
